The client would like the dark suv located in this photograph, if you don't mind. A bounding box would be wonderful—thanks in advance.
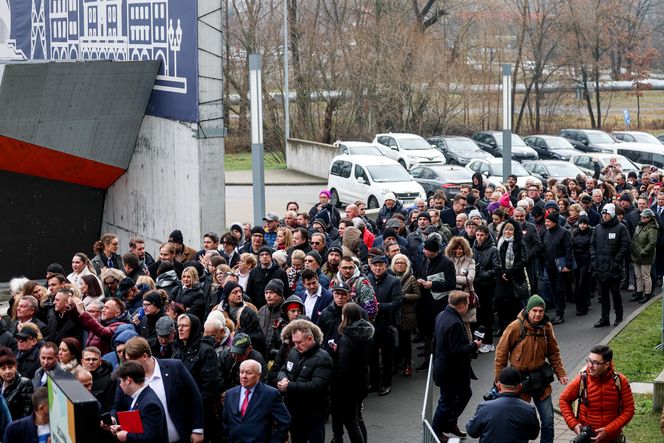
[559,129,616,153]
[471,131,538,161]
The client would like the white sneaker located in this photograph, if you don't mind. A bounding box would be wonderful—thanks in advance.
[478,344,495,354]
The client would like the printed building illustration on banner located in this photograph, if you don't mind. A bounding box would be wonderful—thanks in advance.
[1,0,197,121]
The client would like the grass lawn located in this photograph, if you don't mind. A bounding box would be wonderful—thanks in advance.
[609,299,664,382]
[225,152,286,171]
[623,394,662,442]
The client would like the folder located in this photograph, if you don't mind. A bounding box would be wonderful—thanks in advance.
[117,410,144,434]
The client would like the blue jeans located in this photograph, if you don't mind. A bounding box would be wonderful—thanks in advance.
[533,395,554,443]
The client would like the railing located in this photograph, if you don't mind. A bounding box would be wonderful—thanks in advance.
[421,356,441,443]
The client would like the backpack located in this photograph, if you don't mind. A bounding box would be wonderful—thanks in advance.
[573,369,623,419]
[509,317,547,353]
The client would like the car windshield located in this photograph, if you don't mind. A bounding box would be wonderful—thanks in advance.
[545,164,581,177]
[587,132,615,144]
[429,167,472,180]
[347,145,383,156]
[367,165,413,182]
[602,156,637,172]
[630,133,661,144]
[495,134,528,147]
[446,139,483,154]
[399,136,433,150]
[490,162,529,176]
[545,138,575,150]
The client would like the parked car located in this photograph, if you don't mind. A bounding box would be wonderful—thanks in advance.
[522,160,587,183]
[335,141,385,156]
[569,153,639,180]
[612,131,662,145]
[410,164,474,199]
[471,131,539,161]
[523,135,581,161]
[373,133,445,169]
[328,155,426,209]
[615,144,664,169]
[427,136,494,165]
[465,158,542,189]
[559,129,617,153]
[657,134,664,144]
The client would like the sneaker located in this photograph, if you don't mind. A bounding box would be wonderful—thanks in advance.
[378,386,391,396]
[479,344,495,353]
[627,284,635,291]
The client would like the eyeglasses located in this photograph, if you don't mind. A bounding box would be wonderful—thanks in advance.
[142,302,152,308]
[304,258,316,263]
[311,241,322,245]
[394,262,407,266]
[586,358,608,367]
[340,266,355,270]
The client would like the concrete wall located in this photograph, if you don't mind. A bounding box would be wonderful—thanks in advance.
[286,138,337,179]
[101,116,204,256]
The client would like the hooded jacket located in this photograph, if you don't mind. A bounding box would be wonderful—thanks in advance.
[102,323,139,369]
[155,270,181,298]
[472,236,501,287]
[173,313,220,403]
[590,216,631,281]
[2,374,33,420]
[171,282,206,322]
[333,319,374,399]
[631,217,659,264]
[329,267,378,320]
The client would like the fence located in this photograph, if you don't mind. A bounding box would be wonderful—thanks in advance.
[421,357,441,443]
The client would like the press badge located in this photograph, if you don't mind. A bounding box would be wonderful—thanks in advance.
[608,233,616,239]
[287,361,294,371]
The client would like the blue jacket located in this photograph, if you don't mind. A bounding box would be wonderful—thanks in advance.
[4,414,37,443]
[119,385,168,443]
[296,287,332,323]
[113,358,204,441]
[294,269,330,297]
[222,382,290,443]
[466,392,540,442]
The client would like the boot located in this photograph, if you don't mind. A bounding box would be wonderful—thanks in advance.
[594,318,610,327]
[630,291,643,301]
[639,293,653,304]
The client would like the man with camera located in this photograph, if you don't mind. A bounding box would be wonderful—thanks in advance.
[494,295,568,443]
[466,367,540,442]
[559,345,634,443]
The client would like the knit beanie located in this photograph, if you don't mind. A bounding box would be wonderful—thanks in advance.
[223,281,242,299]
[143,291,164,309]
[545,212,558,223]
[264,279,284,298]
[526,294,546,312]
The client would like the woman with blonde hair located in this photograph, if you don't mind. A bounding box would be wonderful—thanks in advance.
[274,227,293,250]
[390,254,420,377]
[233,253,256,291]
[444,237,476,342]
[135,275,155,290]
[170,266,206,322]
[286,250,306,292]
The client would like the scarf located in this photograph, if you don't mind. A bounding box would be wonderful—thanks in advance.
[498,235,515,269]
[60,359,80,373]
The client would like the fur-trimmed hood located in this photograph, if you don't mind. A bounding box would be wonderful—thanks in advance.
[281,318,323,344]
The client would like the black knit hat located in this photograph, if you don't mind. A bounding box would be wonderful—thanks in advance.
[169,229,184,244]
[423,238,440,252]
[264,279,284,297]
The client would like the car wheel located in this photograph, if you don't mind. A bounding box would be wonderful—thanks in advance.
[398,159,407,169]
[368,196,379,209]
[330,189,341,208]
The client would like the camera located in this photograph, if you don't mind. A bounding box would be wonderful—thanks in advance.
[571,425,595,443]
[482,385,499,401]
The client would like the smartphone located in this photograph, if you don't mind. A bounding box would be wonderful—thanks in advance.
[100,412,113,425]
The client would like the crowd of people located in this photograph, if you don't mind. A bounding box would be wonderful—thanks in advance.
[1,158,663,442]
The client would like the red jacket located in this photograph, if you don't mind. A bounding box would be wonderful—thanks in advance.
[362,229,375,250]
[559,365,634,442]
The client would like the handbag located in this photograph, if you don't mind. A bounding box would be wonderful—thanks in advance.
[466,277,480,308]
[520,362,555,396]
[512,271,530,300]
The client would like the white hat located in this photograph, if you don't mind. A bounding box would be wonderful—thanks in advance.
[384,192,397,202]
[601,203,616,218]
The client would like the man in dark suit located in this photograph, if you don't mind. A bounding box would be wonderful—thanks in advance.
[4,387,49,443]
[111,361,167,443]
[297,269,332,323]
[115,337,205,443]
[32,342,68,387]
[222,359,290,443]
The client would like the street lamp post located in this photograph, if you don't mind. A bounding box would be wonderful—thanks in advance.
[249,54,265,227]
[502,63,512,180]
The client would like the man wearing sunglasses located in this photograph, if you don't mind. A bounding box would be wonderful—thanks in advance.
[559,345,634,443]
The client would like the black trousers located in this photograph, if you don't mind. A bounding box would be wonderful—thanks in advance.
[331,394,365,443]
[475,282,495,344]
[369,328,394,388]
[290,414,325,443]
[574,263,591,314]
[599,278,623,320]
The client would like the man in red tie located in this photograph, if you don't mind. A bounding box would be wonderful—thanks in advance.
[222,359,290,443]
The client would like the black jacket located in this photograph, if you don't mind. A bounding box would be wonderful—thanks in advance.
[376,202,407,233]
[542,223,574,271]
[44,305,82,345]
[277,343,333,419]
[433,305,478,387]
[225,302,266,357]
[172,314,220,402]
[17,345,41,379]
[91,360,116,412]
[521,221,543,261]
[171,283,206,322]
[472,237,501,287]
[368,272,402,332]
[0,319,16,354]
[572,226,593,265]
[138,310,166,353]
[466,392,540,442]
[416,252,457,337]
[496,221,528,285]
[590,216,631,281]
[2,375,33,420]
[332,319,374,400]
[246,262,289,309]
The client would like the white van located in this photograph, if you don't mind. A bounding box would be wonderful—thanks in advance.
[615,144,664,169]
[328,155,426,209]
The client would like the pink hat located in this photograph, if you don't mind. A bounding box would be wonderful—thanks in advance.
[499,193,512,208]
[319,189,331,198]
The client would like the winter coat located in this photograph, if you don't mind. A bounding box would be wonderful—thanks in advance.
[267,295,306,372]
[332,319,374,400]
[246,262,289,309]
[542,223,574,272]
[224,302,266,357]
[44,306,82,345]
[277,322,333,419]
[2,375,33,419]
[367,272,402,332]
[521,221,543,260]
[590,217,631,281]
[376,201,407,232]
[172,314,220,402]
[396,270,421,331]
[472,237,501,288]
[416,252,457,337]
[494,311,566,401]
[450,255,475,291]
[91,360,116,412]
[631,217,659,264]
[155,270,182,299]
[92,252,123,274]
[329,267,378,320]
[572,226,593,265]
[466,392,540,443]
[257,301,283,352]
[16,344,41,380]
[138,309,166,353]
[75,311,130,356]
[432,305,478,387]
[0,319,16,354]
[171,283,206,322]
[560,365,635,443]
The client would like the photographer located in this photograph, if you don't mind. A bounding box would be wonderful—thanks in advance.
[494,295,568,443]
[466,367,540,442]
[559,345,634,443]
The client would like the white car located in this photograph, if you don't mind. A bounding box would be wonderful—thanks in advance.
[328,155,426,209]
[569,153,640,180]
[612,131,662,145]
[373,133,445,169]
[334,141,386,157]
[465,158,542,189]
